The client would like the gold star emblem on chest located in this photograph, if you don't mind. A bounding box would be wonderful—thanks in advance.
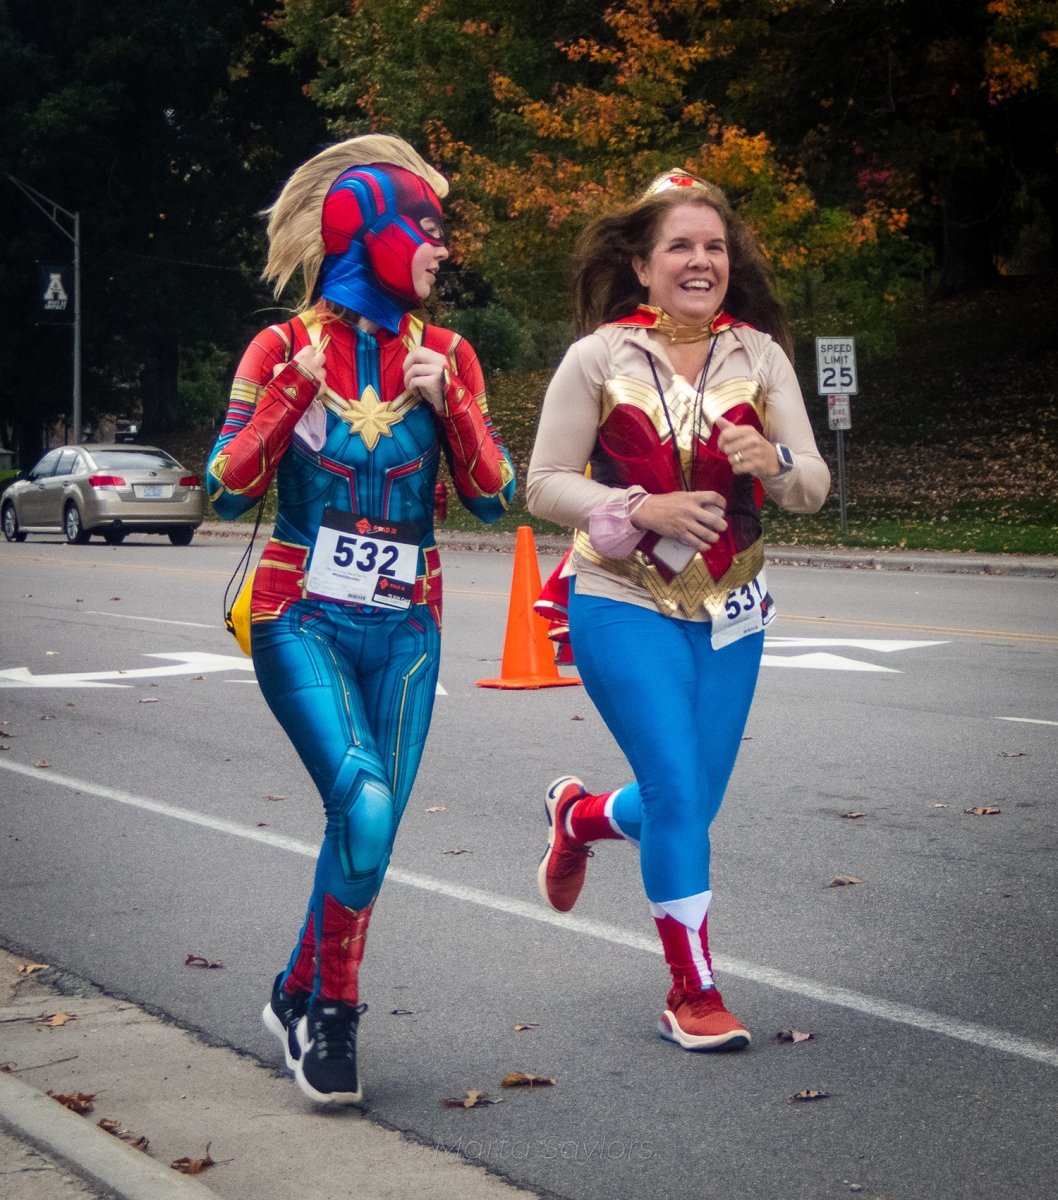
[323,384,418,451]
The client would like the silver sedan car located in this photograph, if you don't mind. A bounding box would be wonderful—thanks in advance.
[1,444,205,545]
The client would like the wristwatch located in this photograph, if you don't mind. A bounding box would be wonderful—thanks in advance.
[774,444,794,475]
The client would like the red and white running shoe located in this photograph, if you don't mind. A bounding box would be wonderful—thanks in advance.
[536,775,592,912]
[658,986,751,1052]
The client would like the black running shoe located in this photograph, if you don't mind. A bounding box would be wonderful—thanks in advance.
[294,998,367,1105]
[261,972,309,1071]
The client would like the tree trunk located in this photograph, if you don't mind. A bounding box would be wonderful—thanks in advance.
[937,169,1002,294]
[140,337,181,436]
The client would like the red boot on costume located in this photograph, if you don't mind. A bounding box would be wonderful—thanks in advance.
[294,895,373,1105]
[652,892,750,1051]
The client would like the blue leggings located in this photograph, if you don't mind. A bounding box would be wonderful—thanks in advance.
[568,591,763,904]
[251,600,439,990]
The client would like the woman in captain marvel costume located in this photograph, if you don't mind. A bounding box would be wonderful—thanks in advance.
[527,170,829,1051]
[207,135,515,1105]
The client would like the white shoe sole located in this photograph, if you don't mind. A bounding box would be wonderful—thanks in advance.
[261,1002,299,1072]
[657,1011,751,1052]
[536,775,585,912]
[293,1015,364,1105]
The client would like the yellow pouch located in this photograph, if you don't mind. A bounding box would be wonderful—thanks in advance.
[225,568,256,657]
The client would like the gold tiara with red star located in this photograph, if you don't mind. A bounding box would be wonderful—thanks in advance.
[639,169,712,199]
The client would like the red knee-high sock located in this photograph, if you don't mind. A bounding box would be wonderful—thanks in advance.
[653,912,714,992]
[318,894,375,1005]
[282,911,316,996]
[567,791,624,843]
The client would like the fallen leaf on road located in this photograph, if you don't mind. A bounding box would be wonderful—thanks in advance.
[965,806,1001,816]
[390,1008,418,1016]
[265,794,285,801]
[191,676,204,680]
[98,1119,149,1151]
[441,1091,503,1109]
[776,1029,814,1043]
[425,806,446,812]
[48,1091,95,1114]
[76,599,83,602]
[45,652,58,656]
[1002,893,1013,898]
[514,1023,538,1032]
[443,848,471,855]
[109,597,121,602]
[0,745,8,751]
[839,812,864,819]
[35,1012,76,1028]
[171,1142,215,1175]
[65,702,74,707]
[788,1089,829,1104]
[35,761,50,769]
[0,730,13,737]
[998,752,1026,758]
[571,716,584,721]
[256,822,268,827]
[501,1072,555,1089]
[17,963,48,975]
[827,876,861,887]
[40,714,56,720]
[184,954,224,969]
[931,803,948,808]
[139,698,159,704]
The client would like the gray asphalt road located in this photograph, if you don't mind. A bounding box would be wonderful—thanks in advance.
[1,534,1056,1200]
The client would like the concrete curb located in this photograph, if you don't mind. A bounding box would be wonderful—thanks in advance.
[194,522,1058,577]
[0,1069,219,1200]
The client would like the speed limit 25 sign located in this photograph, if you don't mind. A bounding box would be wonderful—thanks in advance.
[815,337,858,396]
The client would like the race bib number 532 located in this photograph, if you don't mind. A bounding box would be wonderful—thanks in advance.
[307,509,423,610]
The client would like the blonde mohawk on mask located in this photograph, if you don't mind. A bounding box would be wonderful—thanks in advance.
[262,133,449,309]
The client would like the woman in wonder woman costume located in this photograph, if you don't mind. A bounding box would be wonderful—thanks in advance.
[527,170,829,1051]
[208,135,514,1104]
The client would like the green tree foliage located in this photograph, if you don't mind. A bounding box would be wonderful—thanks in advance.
[276,0,1058,350]
[0,0,326,461]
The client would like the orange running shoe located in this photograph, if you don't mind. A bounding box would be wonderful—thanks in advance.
[536,775,592,912]
[658,986,751,1052]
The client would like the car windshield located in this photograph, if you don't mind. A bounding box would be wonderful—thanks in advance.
[91,451,180,470]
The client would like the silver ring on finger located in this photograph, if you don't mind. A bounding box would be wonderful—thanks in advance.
[734,451,744,464]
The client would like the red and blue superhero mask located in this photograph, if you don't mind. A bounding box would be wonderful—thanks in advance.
[319,164,445,334]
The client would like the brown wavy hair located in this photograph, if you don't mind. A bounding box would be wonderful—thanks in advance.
[570,179,792,359]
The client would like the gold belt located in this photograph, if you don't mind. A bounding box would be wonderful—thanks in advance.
[573,530,764,619]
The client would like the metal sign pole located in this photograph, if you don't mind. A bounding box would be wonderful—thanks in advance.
[7,175,82,443]
[836,428,847,531]
[816,337,857,538]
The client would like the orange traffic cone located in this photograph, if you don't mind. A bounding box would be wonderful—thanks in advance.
[476,526,582,690]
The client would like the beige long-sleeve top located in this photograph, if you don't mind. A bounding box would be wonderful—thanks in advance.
[526,321,831,617]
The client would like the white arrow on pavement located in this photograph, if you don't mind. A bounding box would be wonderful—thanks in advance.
[765,637,948,653]
[761,651,899,673]
[0,652,256,689]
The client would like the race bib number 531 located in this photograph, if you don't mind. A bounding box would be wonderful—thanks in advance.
[307,509,423,610]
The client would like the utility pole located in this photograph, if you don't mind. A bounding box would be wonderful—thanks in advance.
[8,175,82,443]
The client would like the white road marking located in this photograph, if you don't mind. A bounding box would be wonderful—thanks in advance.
[0,652,255,689]
[766,638,948,653]
[762,652,899,673]
[84,611,221,629]
[995,717,1058,727]
[2,757,1057,1070]
[436,683,448,695]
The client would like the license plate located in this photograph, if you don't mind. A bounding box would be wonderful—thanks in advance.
[142,485,163,498]
[307,509,424,610]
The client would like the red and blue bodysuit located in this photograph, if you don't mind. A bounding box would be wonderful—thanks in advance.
[208,162,514,1093]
